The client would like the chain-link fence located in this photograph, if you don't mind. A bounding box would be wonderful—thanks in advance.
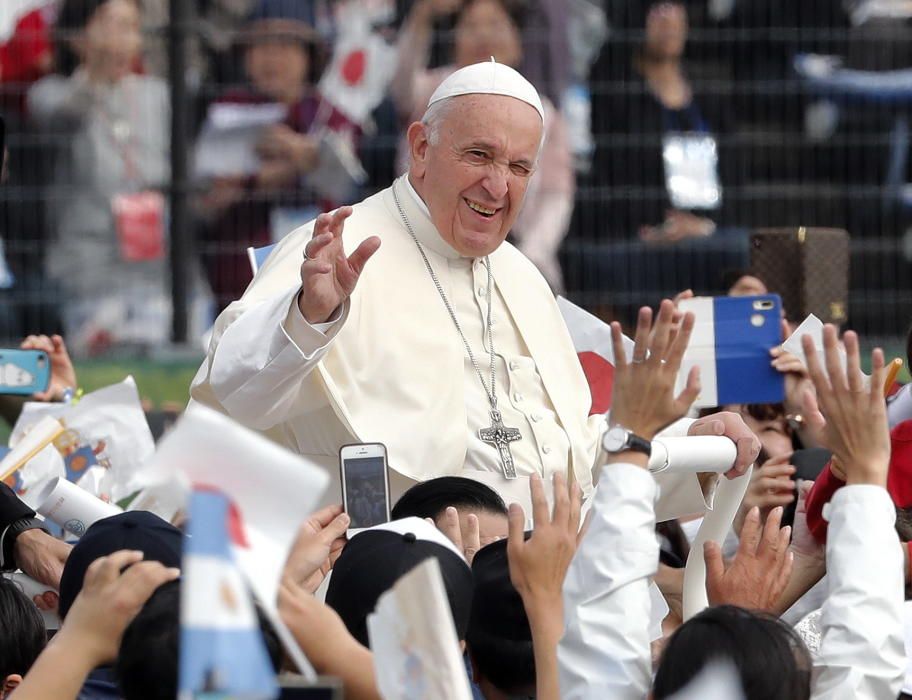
[0,0,910,357]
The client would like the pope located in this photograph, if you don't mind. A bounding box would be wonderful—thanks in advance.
[190,60,760,515]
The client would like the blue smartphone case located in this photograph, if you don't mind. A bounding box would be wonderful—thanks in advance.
[714,295,784,405]
[0,349,51,395]
[678,295,785,407]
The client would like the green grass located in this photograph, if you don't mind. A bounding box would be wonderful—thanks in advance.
[74,358,201,407]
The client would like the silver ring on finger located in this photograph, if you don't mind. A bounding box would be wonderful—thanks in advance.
[632,358,646,365]
[303,246,313,262]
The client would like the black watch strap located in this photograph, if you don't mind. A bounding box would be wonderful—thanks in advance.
[625,433,652,457]
[0,517,48,571]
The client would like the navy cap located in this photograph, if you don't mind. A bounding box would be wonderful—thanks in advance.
[325,523,473,647]
[58,511,182,619]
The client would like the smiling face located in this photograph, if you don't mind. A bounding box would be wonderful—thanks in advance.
[407,94,543,257]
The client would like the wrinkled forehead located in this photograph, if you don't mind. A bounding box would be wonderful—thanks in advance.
[436,93,544,157]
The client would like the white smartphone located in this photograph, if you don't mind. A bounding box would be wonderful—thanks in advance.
[339,442,391,537]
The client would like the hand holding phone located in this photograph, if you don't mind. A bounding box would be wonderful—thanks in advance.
[0,349,51,395]
[339,443,391,538]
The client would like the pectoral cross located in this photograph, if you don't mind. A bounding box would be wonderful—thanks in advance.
[479,409,522,479]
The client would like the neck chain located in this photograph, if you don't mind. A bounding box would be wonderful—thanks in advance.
[392,182,522,478]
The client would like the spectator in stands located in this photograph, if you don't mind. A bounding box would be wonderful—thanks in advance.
[0,576,46,698]
[390,0,575,291]
[26,0,190,355]
[588,0,732,243]
[196,0,358,311]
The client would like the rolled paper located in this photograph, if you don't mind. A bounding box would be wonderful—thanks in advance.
[35,477,122,537]
[648,436,738,474]
[0,415,65,483]
[682,465,754,620]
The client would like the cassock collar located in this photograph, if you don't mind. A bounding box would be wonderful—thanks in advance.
[399,174,461,260]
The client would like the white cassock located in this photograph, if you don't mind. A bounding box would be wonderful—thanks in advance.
[190,175,713,519]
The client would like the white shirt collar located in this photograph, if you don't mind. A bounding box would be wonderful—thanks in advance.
[400,174,461,260]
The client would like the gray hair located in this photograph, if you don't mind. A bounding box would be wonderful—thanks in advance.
[419,95,546,157]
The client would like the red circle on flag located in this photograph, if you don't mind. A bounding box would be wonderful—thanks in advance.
[341,50,366,85]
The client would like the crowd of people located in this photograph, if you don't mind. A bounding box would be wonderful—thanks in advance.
[0,1,911,699]
[0,0,909,350]
[1,311,911,699]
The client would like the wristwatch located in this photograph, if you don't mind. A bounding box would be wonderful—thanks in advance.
[602,425,652,458]
[0,517,48,571]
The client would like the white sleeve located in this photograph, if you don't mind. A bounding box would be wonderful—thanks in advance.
[558,462,657,700]
[204,285,348,430]
[811,485,905,700]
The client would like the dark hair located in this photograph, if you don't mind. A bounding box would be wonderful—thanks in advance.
[653,605,812,700]
[391,476,508,522]
[54,0,141,76]
[466,539,534,694]
[721,268,765,293]
[0,577,46,680]
[467,628,535,694]
[116,580,282,700]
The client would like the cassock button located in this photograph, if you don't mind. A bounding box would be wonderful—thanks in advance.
[530,413,542,423]
[478,286,487,296]
[513,392,524,402]
[509,360,520,371]
[542,444,552,454]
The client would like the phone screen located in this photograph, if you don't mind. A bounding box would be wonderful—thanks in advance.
[343,456,388,529]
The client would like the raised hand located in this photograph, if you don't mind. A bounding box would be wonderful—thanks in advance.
[298,207,381,323]
[20,334,77,402]
[437,506,482,564]
[60,550,180,664]
[506,473,583,604]
[706,506,793,612]
[609,299,700,442]
[282,504,350,593]
[733,453,796,536]
[801,327,890,487]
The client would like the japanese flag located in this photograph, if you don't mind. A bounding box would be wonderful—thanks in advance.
[318,8,396,126]
[557,297,634,415]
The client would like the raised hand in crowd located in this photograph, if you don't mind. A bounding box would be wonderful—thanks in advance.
[771,319,825,449]
[298,207,381,324]
[705,505,793,612]
[282,503,350,593]
[436,506,483,564]
[507,472,583,700]
[801,327,890,486]
[20,334,77,403]
[10,551,179,700]
[14,527,72,593]
[279,519,381,700]
[732,453,796,536]
[773,480,827,615]
[609,299,700,449]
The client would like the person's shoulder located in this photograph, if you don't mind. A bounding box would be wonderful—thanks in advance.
[493,239,554,292]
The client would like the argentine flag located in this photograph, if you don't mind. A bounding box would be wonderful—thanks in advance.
[179,489,278,700]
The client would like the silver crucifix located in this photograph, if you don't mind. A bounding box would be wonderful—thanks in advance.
[479,409,522,479]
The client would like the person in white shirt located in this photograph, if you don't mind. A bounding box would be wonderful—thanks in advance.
[190,59,760,511]
[559,317,906,699]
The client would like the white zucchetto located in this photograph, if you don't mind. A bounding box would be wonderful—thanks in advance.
[426,58,545,121]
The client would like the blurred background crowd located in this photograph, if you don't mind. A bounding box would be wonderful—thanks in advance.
[0,0,910,361]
